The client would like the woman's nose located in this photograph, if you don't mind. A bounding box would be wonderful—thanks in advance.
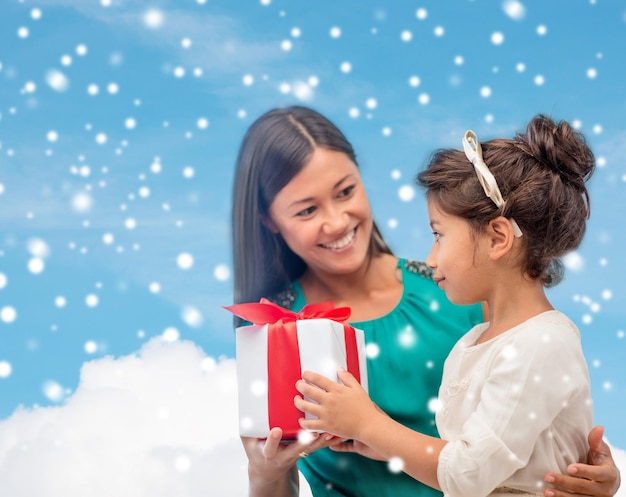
[321,206,349,233]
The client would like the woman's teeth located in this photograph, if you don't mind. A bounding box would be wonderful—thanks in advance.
[322,229,355,250]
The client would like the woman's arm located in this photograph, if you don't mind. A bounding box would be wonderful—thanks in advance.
[242,427,344,497]
[543,426,621,497]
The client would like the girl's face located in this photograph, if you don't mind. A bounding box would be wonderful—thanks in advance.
[267,147,373,278]
[425,198,490,305]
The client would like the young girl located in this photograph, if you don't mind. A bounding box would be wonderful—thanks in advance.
[232,106,620,497]
[294,115,601,497]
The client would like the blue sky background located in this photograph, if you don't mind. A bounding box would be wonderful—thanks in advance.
[0,1,625,490]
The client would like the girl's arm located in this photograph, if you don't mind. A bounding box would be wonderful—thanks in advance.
[295,368,446,491]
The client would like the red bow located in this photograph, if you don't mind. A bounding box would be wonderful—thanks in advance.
[224,298,351,324]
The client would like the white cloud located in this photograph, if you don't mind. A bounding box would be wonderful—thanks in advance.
[0,336,621,497]
[0,338,248,496]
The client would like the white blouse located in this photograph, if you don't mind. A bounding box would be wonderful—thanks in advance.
[436,310,593,497]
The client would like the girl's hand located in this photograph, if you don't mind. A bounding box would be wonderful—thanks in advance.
[294,368,378,441]
[543,426,621,497]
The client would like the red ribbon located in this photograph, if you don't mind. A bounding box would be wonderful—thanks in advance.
[225,299,361,439]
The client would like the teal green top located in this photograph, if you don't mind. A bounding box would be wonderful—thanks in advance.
[272,258,483,497]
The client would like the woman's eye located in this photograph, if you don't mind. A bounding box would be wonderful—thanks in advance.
[338,185,355,198]
[296,206,316,217]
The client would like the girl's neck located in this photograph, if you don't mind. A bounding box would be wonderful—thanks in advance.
[479,277,553,344]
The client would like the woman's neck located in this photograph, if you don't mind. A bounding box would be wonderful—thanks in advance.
[298,253,402,322]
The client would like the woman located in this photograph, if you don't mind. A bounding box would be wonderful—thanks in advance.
[231,105,621,497]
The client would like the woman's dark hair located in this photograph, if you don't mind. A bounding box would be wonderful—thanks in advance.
[232,106,392,312]
[416,114,595,287]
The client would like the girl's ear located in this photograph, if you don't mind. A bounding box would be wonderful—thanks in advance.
[487,216,516,260]
[261,215,279,234]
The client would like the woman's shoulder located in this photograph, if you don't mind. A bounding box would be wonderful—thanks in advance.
[267,283,299,310]
[399,258,434,280]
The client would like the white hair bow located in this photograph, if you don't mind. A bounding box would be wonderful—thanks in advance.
[462,130,523,238]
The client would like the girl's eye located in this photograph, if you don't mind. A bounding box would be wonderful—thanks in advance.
[338,184,355,198]
[432,231,441,242]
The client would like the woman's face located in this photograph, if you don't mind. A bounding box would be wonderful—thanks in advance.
[267,147,374,278]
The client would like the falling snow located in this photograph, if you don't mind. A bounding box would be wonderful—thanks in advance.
[1,1,625,495]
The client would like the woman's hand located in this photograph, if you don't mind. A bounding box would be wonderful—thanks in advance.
[330,439,388,462]
[543,426,621,497]
[242,427,345,497]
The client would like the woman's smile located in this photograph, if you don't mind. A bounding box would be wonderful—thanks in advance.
[320,228,357,251]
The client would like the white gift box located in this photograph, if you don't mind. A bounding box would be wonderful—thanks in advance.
[236,318,368,439]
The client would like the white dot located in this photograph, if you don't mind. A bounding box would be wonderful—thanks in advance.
[340,62,352,73]
[382,127,392,137]
[43,380,65,402]
[181,37,192,49]
[76,44,88,56]
[17,27,29,39]
[138,186,150,198]
[593,124,603,134]
[434,26,445,37]
[144,8,164,28]
[72,192,93,212]
[416,8,428,20]
[388,457,404,473]
[46,69,69,92]
[84,341,98,354]
[491,32,504,45]
[177,253,194,270]
[401,30,413,42]
[503,0,526,20]
[214,264,231,281]
[480,86,492,98]
[291,27,301,38]
[365,342,380,359]
[330,26,341,38]
[24,81,36,93]
[125,218,136,230]
[398,185,415,202]
[182,306,204,328]
[365,98,377,109]
[162,327,180,342]
[28,258,45,274]
[408,75,420,87]
[516,62,526,72]
[125,117,136,129]
[0,274,6,289]
[87,84,99,95]
[536,25,548,36]
[348,107,360,118]
[387,218,398,229]
[534,75,545,86]
[1,306,17,323]
[107,82,119,94]
[175,455,192,473]
[61,55,72,66]
[586,68,597,79]
[31,8,43,19]
[197,117,209,129]
[85,294,99,307]
[0,361,12,378]
[95,133,107,145]
[47,130,58,142]
[55,296,67,308]
[281,39,292,51]
[418,93,430,105]
[242,74,254,86]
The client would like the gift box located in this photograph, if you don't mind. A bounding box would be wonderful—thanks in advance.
[224,299,368,440]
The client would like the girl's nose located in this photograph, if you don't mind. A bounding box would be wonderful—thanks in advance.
[425,245,437,269]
